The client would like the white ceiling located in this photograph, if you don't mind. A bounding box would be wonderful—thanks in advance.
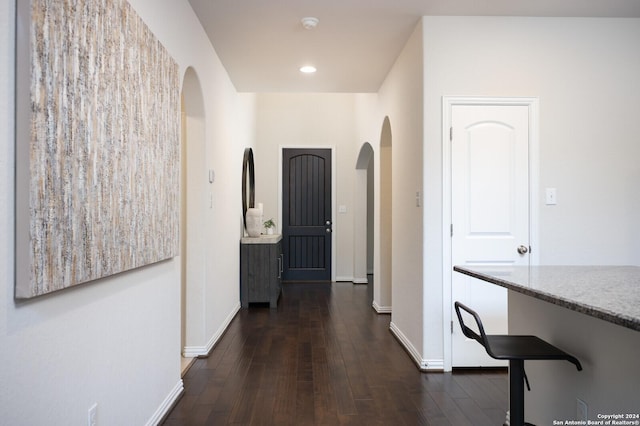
[187,0,640,93]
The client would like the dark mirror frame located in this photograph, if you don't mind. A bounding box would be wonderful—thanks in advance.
[242,148,255,230]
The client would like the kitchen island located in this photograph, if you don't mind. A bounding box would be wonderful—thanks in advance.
[453,265,640,424]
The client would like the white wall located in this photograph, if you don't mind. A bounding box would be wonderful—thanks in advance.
[367,159,375,274]
[1,0,250,424]
[253,93,360,281]
[353,95,389,306]
[422,16,640,364]
[372,22,427,367]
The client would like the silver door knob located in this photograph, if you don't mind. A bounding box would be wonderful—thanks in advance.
[326,228,332,233]
[517,245,529,255]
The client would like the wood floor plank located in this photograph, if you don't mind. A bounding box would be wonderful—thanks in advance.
[410,390,449,422]
[311,347,339,423]
[453,397,496,426]
[454,373,503,409]
[228,362,266,424]
[162,280,507,425]
[429,390,475,426]
[271,364,298,424]
[296,380,316,425]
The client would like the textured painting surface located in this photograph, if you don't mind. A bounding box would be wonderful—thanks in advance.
[19,0,180,298]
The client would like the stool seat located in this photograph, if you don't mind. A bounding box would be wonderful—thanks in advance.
[454,301,582,426]
[484,335,582,368]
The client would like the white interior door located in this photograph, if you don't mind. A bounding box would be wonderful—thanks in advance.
[451,104,530,367]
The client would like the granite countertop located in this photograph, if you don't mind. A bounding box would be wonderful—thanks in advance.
[453,265,640,332]
[241,234,282,244]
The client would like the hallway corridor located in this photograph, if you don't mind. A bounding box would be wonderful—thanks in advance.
[163,282,507,425]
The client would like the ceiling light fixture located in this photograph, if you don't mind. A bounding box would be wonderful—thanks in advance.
[300,65,317,74]
[301,17,319,30]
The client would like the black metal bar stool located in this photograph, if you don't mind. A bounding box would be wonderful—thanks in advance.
[454,301,582,426]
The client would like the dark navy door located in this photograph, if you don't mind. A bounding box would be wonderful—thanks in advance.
[282,149,332,281]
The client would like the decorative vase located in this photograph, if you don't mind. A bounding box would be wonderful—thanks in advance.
[245,208,262,237]
[266,228,274,235]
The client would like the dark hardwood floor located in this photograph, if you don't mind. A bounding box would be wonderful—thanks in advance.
[163,281,507,425]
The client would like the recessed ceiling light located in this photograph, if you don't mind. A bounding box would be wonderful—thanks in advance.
[300,65,317,74]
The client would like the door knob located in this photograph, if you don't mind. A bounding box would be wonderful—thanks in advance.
[326,220,332,226]
[517,245,529,255]
[326,228,332,233]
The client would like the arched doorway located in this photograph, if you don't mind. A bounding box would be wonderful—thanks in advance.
[355,142,374,303]
[375,117,393,313]
[180,67,206,374]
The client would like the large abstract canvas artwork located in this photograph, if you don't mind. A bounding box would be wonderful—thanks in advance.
[15,0,180,298]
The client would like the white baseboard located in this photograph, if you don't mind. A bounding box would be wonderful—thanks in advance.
[146,379,183,426]
[335,276,369,284]
[422,359,444,371]
[182,302,240,357]
[372,301,391,314]
[389,321,444,371]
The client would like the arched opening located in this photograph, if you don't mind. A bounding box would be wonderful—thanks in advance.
[376,117,393,313]
[354,143,374,302]
[180,67,206,374]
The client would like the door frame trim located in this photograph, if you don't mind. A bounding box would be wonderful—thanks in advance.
[278,145,336,282]
[441,96,540,372]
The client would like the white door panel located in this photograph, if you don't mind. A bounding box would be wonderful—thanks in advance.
[451,104,530,367]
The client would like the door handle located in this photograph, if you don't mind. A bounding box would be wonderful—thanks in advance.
[517,245,529,255]
[326,228,332,233]
[326,220,332,226]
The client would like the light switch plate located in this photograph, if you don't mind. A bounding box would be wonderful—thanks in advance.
[545,188,557,205]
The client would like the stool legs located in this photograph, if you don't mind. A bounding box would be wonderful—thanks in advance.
[509,359,525,426]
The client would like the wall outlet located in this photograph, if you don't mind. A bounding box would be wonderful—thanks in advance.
[577,398,588,421]
[88,403,98,426]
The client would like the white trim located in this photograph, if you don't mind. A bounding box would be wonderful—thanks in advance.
[372,301,392,313]
[182,302,240,357]
[279,145,337,282]
[145,380,184,426]
[423,359,445,371]
[372,302,391,313]
[441,96,539,372]
[182,347,203,358]
[334,275,369,284]
[389,322,443,371]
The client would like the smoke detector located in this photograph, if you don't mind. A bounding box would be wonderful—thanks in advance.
[301,17,319,30]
